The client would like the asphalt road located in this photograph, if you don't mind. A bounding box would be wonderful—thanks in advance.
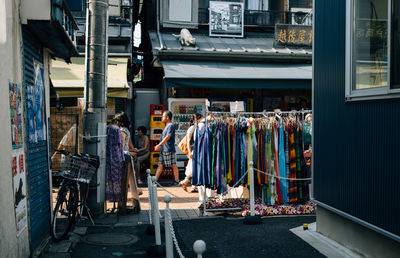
[71,215,324,258]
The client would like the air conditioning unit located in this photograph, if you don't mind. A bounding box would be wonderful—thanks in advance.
[109,0,121,17]
[291,8,312,25]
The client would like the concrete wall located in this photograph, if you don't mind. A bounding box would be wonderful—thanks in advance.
[0,0,30,257]
[20,0,50,24]
[317,206,400,258]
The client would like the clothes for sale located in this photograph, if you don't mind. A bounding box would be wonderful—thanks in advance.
[192,111,312,205]
[106,125,125,202]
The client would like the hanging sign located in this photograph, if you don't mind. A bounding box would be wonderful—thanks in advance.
[274,24,312,47]
[9,82,23,149]
[12,151,27,236]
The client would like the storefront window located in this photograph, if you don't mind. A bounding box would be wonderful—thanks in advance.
[346,0,400,100]
[353,0,388,90]
[391,1,400,88]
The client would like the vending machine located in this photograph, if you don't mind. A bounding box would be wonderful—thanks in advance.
[168,98,208,169]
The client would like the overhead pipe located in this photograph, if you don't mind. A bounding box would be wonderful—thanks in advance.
[156,0,165,50]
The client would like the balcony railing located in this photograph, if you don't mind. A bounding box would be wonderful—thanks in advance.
[52,0,79,44]
[199,8,312,26]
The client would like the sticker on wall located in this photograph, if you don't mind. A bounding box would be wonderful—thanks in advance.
[26,61,47,143]
[12,151,27,236]
[9,83,23,149]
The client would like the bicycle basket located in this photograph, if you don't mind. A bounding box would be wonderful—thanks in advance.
[61,155,97,184]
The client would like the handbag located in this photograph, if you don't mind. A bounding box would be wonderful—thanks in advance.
[178,134,190,155]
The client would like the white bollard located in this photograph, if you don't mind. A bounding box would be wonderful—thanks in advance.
[151,176,162,245]
[193,240,206,258]
[164,195,173,258]
[146,169,153,224]
[249,161,255,216]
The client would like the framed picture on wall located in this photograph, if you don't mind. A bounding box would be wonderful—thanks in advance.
[209,1,244,37]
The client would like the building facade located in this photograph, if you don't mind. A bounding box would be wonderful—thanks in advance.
[136,0,313,171]
[0,0,78,256]
[314,0,400,256]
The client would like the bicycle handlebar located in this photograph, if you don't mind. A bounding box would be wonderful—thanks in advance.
[55,150,100,169]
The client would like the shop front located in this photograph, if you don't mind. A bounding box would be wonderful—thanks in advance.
[50,57,131,169]
[156,59,312,173]
[162,60,312,113]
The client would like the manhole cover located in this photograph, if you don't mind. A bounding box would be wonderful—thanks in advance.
[83,233,139,246]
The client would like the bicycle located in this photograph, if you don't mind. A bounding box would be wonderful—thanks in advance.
[51,149,99,241]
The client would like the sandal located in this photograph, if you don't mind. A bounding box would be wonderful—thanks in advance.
[179,179,189,192]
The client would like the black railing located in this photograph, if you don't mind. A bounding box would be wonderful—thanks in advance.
[199,8,312,26]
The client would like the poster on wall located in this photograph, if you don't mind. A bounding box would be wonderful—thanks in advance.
[27,61,46,143]
[209,1,244,38]
[9,83,23,149]
[12,151,27,236]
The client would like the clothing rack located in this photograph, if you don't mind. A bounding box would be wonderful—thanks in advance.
[200,109,313,214]
[206,110,312,116]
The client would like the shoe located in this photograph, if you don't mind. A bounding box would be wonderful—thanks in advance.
[170,180,179,186]
[179,179,189,191]
[138,188,143,195]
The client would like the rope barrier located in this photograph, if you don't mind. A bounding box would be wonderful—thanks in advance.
[219,169,249,195]
[253,168,312,181]
[167,208,185,258]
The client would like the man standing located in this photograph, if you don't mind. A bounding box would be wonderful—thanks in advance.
[154,110,179,184]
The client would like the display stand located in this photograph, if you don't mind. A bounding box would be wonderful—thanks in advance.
[202,110,312,215]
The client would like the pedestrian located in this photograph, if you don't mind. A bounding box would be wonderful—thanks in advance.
[179,113,202,192]
[112,112,141,214]
[133,125,150,184]
[155,110,179,184]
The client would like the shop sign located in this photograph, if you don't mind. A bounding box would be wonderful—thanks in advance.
[274,24,312,47]
[9,82,23,149]
[12,151,27,236]
[209,1,244,38]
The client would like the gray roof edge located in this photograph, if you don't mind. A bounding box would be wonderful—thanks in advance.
[157,50,312,62]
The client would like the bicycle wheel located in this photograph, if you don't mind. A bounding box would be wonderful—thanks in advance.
[51,183,78,241]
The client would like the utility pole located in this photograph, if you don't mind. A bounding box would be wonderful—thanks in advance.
[84,0,109,215]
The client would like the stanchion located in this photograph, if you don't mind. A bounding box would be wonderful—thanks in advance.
[147,176,165,257]
[193,240,206,258]
[164,195,173,258]
[244,161,262,225]
[146,169,155,235]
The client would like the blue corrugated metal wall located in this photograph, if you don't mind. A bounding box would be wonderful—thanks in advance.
[22,27,51,251]
[314,0,400,238]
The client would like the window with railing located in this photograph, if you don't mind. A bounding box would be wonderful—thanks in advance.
[200,8,308,26]
[198,0,312,26]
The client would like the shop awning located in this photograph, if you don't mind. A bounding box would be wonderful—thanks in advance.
[162,60,312,89]
[51,57,130,98]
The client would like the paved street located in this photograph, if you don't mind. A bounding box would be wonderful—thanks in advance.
[41,185,348,258]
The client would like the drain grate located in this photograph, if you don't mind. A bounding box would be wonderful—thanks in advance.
[83,233,139,246]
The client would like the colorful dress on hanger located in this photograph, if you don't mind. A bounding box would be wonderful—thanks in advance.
[105,125,124,202]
